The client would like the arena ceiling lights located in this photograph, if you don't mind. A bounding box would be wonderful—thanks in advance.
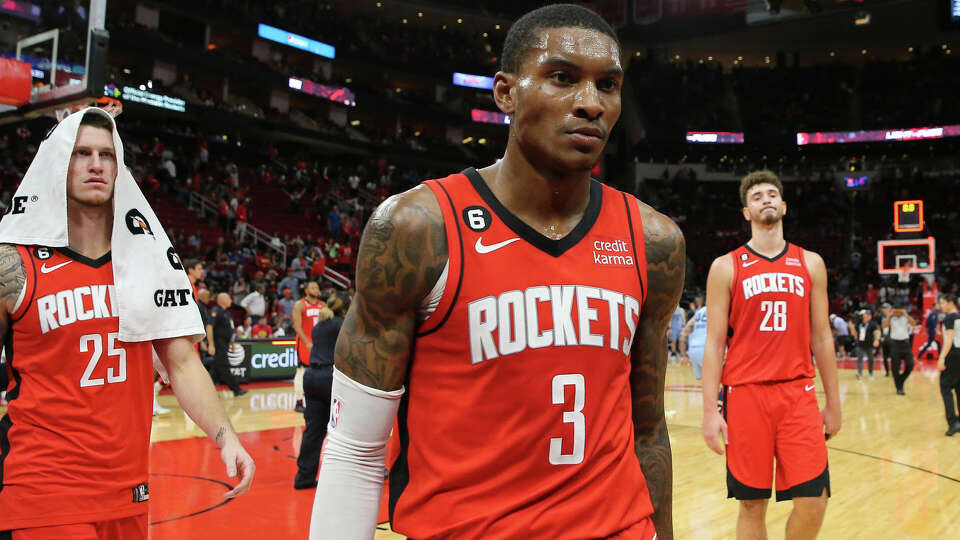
[796,124,960,145]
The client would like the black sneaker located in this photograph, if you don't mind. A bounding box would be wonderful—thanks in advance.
[294,400,305,413]
[946,422,960,436]
[896,389,905,395]
[233,388,249,397]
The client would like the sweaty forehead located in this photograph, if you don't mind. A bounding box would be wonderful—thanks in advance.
[748,183,780,197]
[527,27,621,68]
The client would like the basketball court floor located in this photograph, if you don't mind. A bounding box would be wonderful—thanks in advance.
[6,360,956,539]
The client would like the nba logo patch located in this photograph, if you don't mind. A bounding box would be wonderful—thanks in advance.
[330,397,342,429]
[740,253,749,261]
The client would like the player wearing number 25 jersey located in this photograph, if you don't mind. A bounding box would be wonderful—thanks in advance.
[702,171,841,540]
[0,246,154,530]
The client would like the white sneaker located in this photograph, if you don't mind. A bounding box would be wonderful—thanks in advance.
[153,404,172,416]
[869,374,875,380]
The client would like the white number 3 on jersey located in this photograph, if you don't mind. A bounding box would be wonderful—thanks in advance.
[550,373,585,465]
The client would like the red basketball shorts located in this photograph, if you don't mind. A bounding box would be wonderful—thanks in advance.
[5,514,147,540]
[722,377,830,501]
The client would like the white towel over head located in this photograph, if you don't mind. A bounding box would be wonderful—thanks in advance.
[0,107,204,343]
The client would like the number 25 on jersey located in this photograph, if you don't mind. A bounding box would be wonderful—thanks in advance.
[79,332,127,387]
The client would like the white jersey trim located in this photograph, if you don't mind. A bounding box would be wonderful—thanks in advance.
[417,259,449,323]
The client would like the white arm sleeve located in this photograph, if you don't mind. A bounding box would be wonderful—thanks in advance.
[309,367,404,540]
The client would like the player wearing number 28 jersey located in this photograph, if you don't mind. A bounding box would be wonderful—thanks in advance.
[701,170,841,540]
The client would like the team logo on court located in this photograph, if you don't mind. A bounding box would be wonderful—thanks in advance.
[330,397,342,428]
[125,208,154,236]
[463,206,492,232]
[33,246,52,260]
[167,246,183,270]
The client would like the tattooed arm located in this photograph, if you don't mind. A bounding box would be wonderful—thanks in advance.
[0,244,26,342]
[334,185,448,391]
[631,205,684,540]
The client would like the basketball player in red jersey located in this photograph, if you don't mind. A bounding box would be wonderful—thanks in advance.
[0,111,254,539]
[292,281,324,411]
[311,5,683,540]
[701,170,841,539]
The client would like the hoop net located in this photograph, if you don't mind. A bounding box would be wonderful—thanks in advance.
[897,266,912,284]
[53,96,122,123]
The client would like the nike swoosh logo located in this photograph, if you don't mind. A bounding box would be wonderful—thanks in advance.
[40,261,72,274]
[742,260,759,267]
[805,384,815,391]
[475,237,521,254]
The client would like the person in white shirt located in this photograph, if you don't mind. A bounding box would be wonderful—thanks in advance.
[240,285,267,324]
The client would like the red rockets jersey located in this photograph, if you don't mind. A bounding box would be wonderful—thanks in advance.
[295,298,324,366]
[0,246,154,530]
[723,243,815,386]
[389,169,655,539]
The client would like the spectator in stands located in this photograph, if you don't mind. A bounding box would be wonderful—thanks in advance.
[278,268,300,296]
[288,256,306,284]
[327,204,341,238]
[232,276,250,303]
[277,288,296,317]
[235,198,249,242]
[240,284,267,324]
[272,315,291,337]
[251,317,273,339]
[237,316,253,339]
[310,250,326,280]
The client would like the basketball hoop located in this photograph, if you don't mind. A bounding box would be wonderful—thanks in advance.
[53,96,122,123]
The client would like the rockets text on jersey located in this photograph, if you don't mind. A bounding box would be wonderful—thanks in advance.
[0,246,154,531]
[723,243,815,386]
[388,168,655,539]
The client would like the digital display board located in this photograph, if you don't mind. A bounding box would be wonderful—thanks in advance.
[257,23,335,59]
[453,72,495,90]
[797,124,960,145]
[471,109,510,125]
[894,200,924,233]
[0,1,41,23]
[843,176,869,189]
[104,83,186,113]
[686,131,744,144]
[953,0,960,21]
[288,77,356,106]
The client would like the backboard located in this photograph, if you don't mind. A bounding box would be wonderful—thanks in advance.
[0,1,108,125]
[877,237,936,275]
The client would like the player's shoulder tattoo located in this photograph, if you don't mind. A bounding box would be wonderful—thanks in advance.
[355,185,447,311]
[0,244,25,308]
[336,185,447,390]
[637,202,685,320]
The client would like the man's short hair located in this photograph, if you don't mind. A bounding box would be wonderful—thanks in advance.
[739,170,783,207]
[182,258,201,271]
[79,110,114,133]
[942,293,957,306]
[501,4,619,74]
